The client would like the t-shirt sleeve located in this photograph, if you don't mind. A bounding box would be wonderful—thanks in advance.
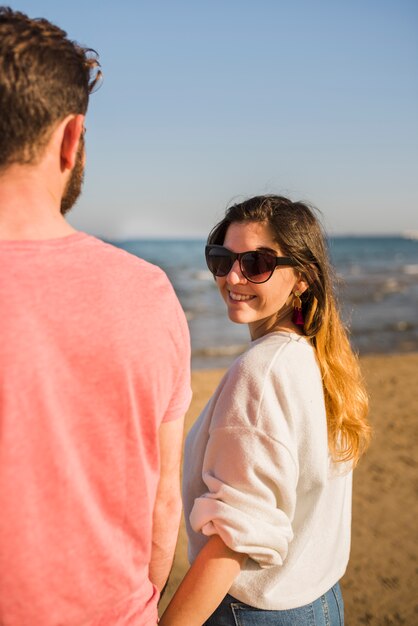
[161,284,192,423]
[188,358,299,568]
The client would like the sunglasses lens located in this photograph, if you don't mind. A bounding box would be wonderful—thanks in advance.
[241,252,275,282]
[206,247,233,276]
[206,246,278,282]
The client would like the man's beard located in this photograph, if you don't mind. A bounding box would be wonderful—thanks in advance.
[60,136,85,215]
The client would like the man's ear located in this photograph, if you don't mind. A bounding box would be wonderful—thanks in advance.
[60,114,85,171]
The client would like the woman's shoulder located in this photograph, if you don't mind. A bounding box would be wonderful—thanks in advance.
[234,331,315,377]
[210,331,321,437]
[215,331,319,410]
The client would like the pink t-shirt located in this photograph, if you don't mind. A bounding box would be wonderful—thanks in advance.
[0,233,192,626]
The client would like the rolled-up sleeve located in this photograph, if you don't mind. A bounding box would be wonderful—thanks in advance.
[189,425,298,568]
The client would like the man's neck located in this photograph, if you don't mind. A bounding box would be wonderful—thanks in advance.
[0,163,76,241]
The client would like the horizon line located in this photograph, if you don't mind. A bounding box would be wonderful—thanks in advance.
[101,230,418,243]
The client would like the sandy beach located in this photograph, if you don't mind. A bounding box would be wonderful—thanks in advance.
[159,352,418,625]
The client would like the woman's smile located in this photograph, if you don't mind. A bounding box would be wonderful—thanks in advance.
[228,290,256,302]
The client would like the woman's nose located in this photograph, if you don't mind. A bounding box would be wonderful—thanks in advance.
[226,259,247,284]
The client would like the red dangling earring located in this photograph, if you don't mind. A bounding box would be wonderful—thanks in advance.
[292,290,304,326]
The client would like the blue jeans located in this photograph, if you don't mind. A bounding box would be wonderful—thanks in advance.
[203,582,344,626]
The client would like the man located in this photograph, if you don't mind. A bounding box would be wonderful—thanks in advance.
[0,7,191,625]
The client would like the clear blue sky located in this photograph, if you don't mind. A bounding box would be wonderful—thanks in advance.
[8,0,418,237]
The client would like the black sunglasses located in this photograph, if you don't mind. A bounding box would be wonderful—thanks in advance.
[205,244,298,284]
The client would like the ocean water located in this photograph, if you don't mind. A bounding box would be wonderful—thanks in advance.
[111,236,418,369]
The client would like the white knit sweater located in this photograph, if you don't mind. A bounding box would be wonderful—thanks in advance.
[183,331,352,610]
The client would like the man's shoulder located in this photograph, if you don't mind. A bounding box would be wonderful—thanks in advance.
[81,235,175,291]
[85,235,165,277]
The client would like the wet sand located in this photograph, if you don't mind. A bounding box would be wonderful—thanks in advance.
[159,353,418,625]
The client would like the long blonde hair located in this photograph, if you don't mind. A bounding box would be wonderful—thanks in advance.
[208,195,371,465]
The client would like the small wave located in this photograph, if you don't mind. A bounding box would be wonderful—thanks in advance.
[386,319,418,333]
[402,230,418,240]
[347,264,363,276]
[393,321,414,331]
[184,310,195,321]
[403,264,418,275]
[356,278,405,302]
[380,278,404,295]
[193,344,248,358]
[193,270,214,281]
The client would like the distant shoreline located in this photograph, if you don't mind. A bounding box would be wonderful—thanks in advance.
[107,233,417,243]
[191,338,418,370]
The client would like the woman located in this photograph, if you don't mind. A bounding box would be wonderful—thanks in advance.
[160,195,371,626]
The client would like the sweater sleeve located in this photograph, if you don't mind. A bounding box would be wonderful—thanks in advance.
[189,419,298,568]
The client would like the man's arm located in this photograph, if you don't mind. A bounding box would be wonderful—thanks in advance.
[149,416,185,592]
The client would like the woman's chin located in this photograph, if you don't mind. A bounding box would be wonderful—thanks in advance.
[226,308,252,325]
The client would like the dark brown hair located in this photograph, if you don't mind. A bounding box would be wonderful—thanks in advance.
[0,6,101,168]
[209,195,371,464]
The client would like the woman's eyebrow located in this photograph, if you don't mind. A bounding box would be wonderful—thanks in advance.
[256,246,278,254]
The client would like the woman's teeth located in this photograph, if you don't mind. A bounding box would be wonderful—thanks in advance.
[229,292,255,301]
